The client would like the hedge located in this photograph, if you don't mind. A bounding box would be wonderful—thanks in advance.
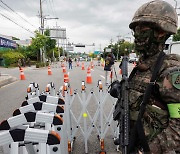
[2,51,24,67]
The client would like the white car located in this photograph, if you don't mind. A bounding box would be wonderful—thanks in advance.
[167,41,180,55]
[129,53,139,63]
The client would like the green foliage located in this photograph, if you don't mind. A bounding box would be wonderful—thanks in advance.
[2,51,24,67]
[105,40,134,59]
[29,30,57,61]
[173,28,180,41]
[36,62,49,68]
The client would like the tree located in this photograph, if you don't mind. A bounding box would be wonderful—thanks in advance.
[30,31,47,61]
[104,39,134,59]
[29,30,57,61]
[173,28,180,41]
[44,29,56,58]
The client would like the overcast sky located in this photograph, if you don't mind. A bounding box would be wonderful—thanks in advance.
[0,0,179,53]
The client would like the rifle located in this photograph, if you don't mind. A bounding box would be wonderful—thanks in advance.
[112,56,129,154]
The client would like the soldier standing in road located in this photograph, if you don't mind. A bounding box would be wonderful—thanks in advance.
[104,53,115,85]
[68,57,72,69]
[128,0,180,153]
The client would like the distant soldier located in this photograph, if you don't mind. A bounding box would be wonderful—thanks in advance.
[104,53,115,85]
[27,58,30,67]
[68,58,72,69]
[127,0,180,153]
[18,58,22,69]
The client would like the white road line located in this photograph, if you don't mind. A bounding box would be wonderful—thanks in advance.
[100,75,105,79]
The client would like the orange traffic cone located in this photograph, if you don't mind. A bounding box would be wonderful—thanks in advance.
[48,66,52,75]
[86,67,92,84]
[119,69,122,75]
[82,62,85,70]
[64,73,69,83]
[91,62,94,69]
[20,68,25,80]
[62,66,66,73]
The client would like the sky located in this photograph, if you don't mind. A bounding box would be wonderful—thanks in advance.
[0,0,179,53]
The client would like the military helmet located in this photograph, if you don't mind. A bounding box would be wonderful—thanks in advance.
[129,0,178,34]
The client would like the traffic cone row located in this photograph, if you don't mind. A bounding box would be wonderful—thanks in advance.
[86,67,92,84]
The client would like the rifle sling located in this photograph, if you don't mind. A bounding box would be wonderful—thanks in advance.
[129,51,166,153]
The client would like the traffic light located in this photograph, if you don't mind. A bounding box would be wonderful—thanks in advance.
[75,44,85,47]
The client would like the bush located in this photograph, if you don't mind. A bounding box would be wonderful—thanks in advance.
[36,62,48,68]
[2,51,24,67]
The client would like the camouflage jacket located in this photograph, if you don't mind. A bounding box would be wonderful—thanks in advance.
[129,52,180,153]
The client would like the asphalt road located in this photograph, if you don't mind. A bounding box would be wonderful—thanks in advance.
[0,61,134,154]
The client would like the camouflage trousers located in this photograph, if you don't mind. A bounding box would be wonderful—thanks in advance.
[149,119,180,154]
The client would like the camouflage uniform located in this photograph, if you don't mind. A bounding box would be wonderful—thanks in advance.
[129,0,180,153]
[129,53,180,153]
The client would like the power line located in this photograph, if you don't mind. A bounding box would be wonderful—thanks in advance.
[0,12,34,34]
[0,0,37,29]
[48,0,56,18]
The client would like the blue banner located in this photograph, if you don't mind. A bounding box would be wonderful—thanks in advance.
[0,37,17,49]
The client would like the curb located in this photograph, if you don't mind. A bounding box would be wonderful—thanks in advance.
[0,75,17,88]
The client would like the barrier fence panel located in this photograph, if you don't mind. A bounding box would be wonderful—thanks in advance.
[0,80,119,154]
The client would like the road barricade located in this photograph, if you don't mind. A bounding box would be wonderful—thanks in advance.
[0,81,119,154]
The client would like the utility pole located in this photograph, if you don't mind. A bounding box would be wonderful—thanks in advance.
[117,35,121,60]
[39,0,44,63]
[40,0,44,34]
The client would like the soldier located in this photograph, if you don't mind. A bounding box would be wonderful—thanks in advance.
[104,52,115,85]
[128,0,180,153]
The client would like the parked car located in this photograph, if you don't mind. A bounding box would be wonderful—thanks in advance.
[128,53,139,63]
[166,41,180,55]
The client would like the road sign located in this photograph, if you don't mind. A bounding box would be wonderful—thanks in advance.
[50,28,66,39]
[105,48,111,52]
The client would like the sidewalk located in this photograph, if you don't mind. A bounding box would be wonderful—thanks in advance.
[0,73,17,88]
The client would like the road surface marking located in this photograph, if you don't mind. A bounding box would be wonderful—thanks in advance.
[100,75,105,79]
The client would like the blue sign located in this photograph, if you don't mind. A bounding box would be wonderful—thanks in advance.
[94,51,101,55]
[0,37,17,49]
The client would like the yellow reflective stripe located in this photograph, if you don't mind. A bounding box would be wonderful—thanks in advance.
[167,103,180,118]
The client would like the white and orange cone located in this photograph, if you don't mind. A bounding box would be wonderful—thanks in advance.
[82,62,85,70]
[64,73,69,83]
[20,68,25,80]
[86,67,92,84]
[62,66,66,73]
[48,66,52,75]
